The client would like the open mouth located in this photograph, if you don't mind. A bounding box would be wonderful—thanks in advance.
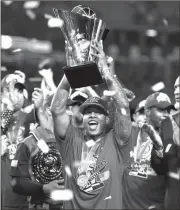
[88,120,98,130]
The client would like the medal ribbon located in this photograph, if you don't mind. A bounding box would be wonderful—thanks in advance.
[80,138,101,173]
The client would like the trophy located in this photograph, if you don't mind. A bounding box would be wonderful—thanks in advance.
[29,140,63,184]
[53,5,109,88]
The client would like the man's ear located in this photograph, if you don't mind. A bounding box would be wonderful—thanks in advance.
[106,116,110,124]
[132,113,137,122]
[144,108,150,117]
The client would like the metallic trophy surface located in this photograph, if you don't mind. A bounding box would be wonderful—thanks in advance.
[53,5,109,88]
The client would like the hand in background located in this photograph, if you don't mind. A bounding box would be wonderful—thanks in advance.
[70,90,88,100]
[142,123,163,150]
[32,88,44,109]
[74,86,99,98]
[39,69,56,94]
[39,69,53,80]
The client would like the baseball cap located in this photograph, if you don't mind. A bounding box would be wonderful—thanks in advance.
[135,100,146,113]
[79,96,109,115]
[1,74,26,90]
[145,92,172,109]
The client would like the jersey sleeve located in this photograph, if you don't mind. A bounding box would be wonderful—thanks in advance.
[11,142,30,178]
[54,122,81,160]
[11,140,44,197]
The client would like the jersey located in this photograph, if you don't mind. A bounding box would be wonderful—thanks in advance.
[55,111,129,209]
[11,126,63,206]
[123,127,166,209]
[1,153,28,209]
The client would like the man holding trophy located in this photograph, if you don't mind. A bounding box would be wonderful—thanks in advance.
[51,5,132,209]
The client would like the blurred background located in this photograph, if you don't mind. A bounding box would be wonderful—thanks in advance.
[1,1,180,110]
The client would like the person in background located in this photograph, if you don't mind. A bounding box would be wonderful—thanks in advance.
[123,92,172,209]
[11,88,64,210]
[151,76,180,209]
[1,72,32,210]
[133,99,146,127]
[1,71,34,145]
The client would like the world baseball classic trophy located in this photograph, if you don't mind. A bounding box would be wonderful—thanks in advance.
[53,5,109,88]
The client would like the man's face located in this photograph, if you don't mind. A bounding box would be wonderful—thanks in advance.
[148,107,168,129]
[83,106,108,138]
[174,76,180,109]
[2,86,25,110]
[134,111,146,126]
[14,88,25,110]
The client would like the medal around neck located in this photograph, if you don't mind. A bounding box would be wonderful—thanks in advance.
[53,5,109,88]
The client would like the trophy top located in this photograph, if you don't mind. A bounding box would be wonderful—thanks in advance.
[71,5,96,19]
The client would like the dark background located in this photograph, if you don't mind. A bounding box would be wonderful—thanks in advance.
[1,1,180,110]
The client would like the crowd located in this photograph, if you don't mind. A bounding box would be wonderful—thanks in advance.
[1,6,180,210]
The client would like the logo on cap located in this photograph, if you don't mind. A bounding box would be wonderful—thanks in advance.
[156,93,171,104]
[89,97,100,103]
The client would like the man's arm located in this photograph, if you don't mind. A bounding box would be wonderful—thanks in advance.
[141,123,168,174]
[151,148,168,175]
[92,41,132,143]
[11,140,64,203]
[50,75,71,139]
[104,64,132,145]
[11,142,44,196]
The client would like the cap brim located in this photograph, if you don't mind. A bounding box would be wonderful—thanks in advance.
[14,82,26,90]
[135,107,145,114]
[79,102,108,115]
[166,104,176,111]
[155,103,172,110]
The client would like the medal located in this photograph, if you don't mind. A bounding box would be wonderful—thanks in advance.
[77,174,89,189]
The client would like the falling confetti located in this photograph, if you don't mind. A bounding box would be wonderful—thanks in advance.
[65,165,72,177]
[163,18,168,27]
[37,139,49,153]
[50,189,74,201]
[103,90,116,97]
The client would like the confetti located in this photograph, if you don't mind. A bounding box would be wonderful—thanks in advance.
[65,165,72,178]
[50,189,73,201]
[103,90,116,96]
[37,139,49,153]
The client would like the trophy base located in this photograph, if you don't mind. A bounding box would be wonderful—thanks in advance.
[63,62,104,88]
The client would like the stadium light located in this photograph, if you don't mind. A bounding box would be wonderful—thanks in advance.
[47,18,64,28]
[1,35,13,49]
[3,1,13,6]
[23,1,40,9]
[146,29,158,37]
[151,81,165,92]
